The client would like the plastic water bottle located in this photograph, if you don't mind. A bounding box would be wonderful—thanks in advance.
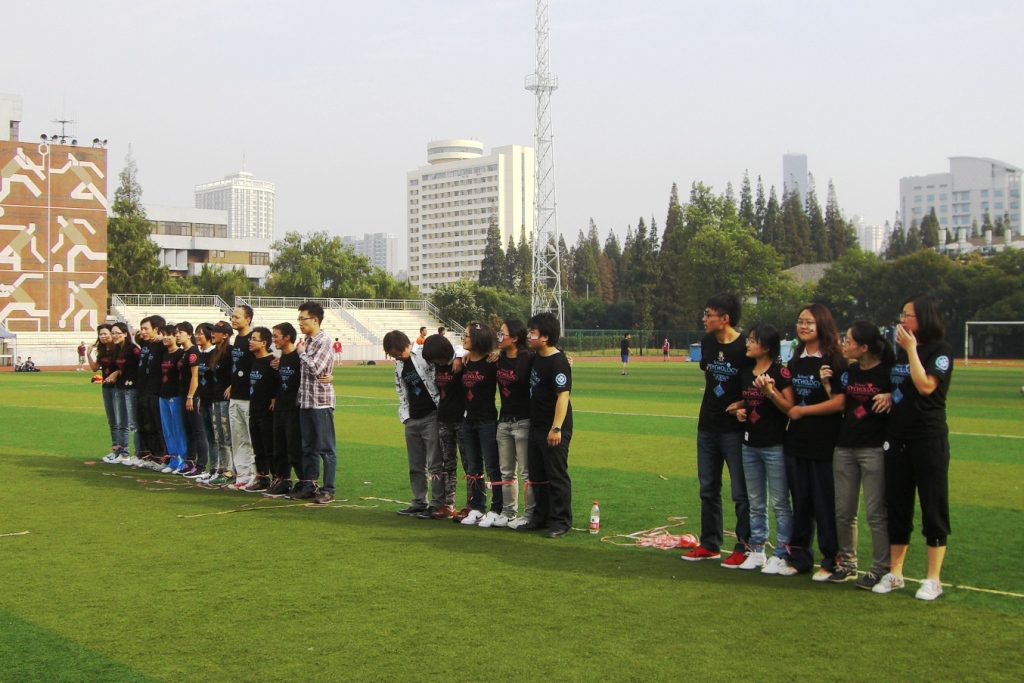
[590,501,600,535]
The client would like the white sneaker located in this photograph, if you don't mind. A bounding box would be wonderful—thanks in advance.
[460,510,485,526]
[507,516,530,529]
[194,472,213,483]
[812,568,832,582]
[738,550,766,570]
[761,555,784,575]
[226,477,251,491]
[477,511,501,528]
[492,513,512,528]
[121,456,137,467]
[915,578,943,601]
[872,573,905,594]
[774,557,800,576]
[160,465,174,473]
[101,452,119,464]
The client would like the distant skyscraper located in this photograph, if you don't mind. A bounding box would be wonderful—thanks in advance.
[194,171,275,240]
[342,232,398,274]
[849,214,887,253]
[783,153,808,201]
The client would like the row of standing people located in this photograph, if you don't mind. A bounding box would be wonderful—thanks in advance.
[91,303,339,503]
[686,292,954,601]
[384,312,575,539]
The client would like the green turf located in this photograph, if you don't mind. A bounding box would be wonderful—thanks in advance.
[0,363,1022,682]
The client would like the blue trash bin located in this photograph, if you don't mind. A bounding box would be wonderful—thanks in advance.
[688,343,702,363]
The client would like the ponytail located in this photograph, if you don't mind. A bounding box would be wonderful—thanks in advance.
[847,319,895,366]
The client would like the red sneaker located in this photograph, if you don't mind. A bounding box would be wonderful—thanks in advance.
[431,505,456,520]
[452,506,473,523]
[681,546,721,562]
[720,550,748,568]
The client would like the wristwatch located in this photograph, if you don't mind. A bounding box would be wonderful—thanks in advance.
[551,426,561,433]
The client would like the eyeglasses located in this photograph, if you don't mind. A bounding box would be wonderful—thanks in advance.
[796,319,816,327]
[297,316,313,322]
[496,333,506,340]
[899,312,916,320]
[702,311,720,319]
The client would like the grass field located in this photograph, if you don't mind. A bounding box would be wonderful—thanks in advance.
[0,362,1022,682]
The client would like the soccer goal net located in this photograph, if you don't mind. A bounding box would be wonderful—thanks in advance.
[964,321,1024,366]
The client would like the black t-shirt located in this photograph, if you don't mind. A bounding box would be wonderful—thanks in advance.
[529,351,573,434]
[740,362,792,447]
[159,348,184,399]
[197,347,216,404]
[620,338,630,356]
[497,352,532,421]
[275,350,301,412]
[139,341,165,395]
[698,333,754,433]
[402,359,437,420]
[114,344,141,389]
[837,362,892,448]
[178,346,201,398]
[230,331,254,399]
[784,353,846,460]
[249,355,278,417]
[889,341,954,441]
[461,357,498,422]
[212,346,233,402]
[434,362,465,423]
[98,352,115,382]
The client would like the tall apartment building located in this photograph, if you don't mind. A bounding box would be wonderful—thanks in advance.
[194,170,275,240]
[407,139,534,294]
[0,93,22,142]
[783,153,808,200]
[342,232,398,274]
[899,157,1022,236]
[849,214,887,253]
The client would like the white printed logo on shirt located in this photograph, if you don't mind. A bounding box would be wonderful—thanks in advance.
[555,373,568,387]
[935,356,950,372]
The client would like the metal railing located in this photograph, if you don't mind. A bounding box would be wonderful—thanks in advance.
[113,293,233,313]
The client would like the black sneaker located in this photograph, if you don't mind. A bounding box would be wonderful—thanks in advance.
[855,570,883,590]
[416,507,440,519]
[313,491,334,505]
[263,478,292,497]
[397,505,428,516]
[826,565,858,583]
[288,487,317,501]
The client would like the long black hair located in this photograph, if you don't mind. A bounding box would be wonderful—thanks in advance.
[847,320,896,366]
[501,318,529,354]
[902,293,945,345]
[747,324,781,361]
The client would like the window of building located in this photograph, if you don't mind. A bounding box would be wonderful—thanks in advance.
[981,202,989,210]
[1011,201,1020,209]
[914,195,921,202]
[927,194,934,202]
[995,189,1004,197]
[940,216,948,224]
[981,189,989,198]
[996,202,1004,210]
[250,253,270,266]
[940,205,947,212]
[940,193,947,201]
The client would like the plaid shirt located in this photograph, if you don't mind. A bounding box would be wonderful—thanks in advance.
[298,329,336,409]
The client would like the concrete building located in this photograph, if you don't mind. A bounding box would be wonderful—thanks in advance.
[146,205,272,283]
[194,171,275,240]
[342,232,398,274]
[900,157,1022,236]
[0,94,22,142]
[783,153,808,200]
[849,214,887,253]
[407,139,534,294]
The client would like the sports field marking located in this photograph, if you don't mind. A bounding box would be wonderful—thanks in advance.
[574,410,1024,439]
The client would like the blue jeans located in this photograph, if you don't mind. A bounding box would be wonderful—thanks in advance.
[300,408,336,495]
[460,419,502,513]
[742,444,793,556]
[158,396,187,457]
[102,386,117,448]
[112,388,138,455]
[696,430,750,552]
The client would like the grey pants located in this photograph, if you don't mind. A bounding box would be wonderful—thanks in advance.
[496,418,535,520]
[833,446,890,574]
[404,413,443,509]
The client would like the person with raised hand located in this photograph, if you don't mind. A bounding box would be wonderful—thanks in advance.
[456,323,503,527]
[873,294,955,601]
[108,322,141,465]
[421,333,466,520]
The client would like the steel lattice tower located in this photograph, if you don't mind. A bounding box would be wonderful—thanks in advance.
[526,0,563,325]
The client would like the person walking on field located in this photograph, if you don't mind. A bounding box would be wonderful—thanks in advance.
[77,341,87,371]
[621,333,631,375]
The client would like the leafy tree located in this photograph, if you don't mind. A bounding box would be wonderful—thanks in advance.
[571,219,602,300]
[190,264,253,302]
[780,188,810,266]
[602,230,623,302]
[805,175,829,261]
[654,183,686,326]
[739,171,757,232]
[754,176,767,238]
[265,231,407,299]
[905,218,924,252]
[762,186,783,251]
[429,279,484,325]
[920,208,941,248]
[478,215,505,289]
[623,216,658,344]
[106,151,171,297]
[516,224,532,296]
[883,215,906,260]
[504,232,519,291]
[823,180,853,260]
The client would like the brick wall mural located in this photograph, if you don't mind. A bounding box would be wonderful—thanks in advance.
[0,140,108,332]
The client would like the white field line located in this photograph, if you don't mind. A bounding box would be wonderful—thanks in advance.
[573,410,1024,440]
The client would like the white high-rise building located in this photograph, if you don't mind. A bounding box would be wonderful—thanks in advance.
[342,232,398,274]
[0,93,22,142]
[783,153,808,200]
[407,139,534,294]
[194,171,275,240]
[900,157,1022,236]
[849,214,887,253]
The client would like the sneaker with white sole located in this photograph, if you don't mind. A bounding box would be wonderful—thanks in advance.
[477,511,501,528]
[507,516,530,530]
[761,555,786,575]
[101,452,119,464]
[460,510,485,526]
[812,568,833,582]
[738,550,766,570]
[492,513,512,528]
[872,573,905,594]
[915,578,943,601]
[226,477,252,491]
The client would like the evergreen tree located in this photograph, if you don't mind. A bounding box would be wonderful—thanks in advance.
[723,182,737,216]
[603,230,623,302]
[755,176,767,239]
[971,217,980,238]
[624,217,658,347]
[920,208,941,248]
[805,174,828,261]
[516,224,532,295]
[981,211,994,236]
[905,218,924,252]
[780,188,810,266]
[557,233,571,295]
[763,186,783,251]
[504,232,519,291]
[884,215,906,260]
[739,171,757,232]
[478,215,505,289]
[995,212,1009,237]
[107,150,171,298]
[571,223,600,300]
[824,180,850,260]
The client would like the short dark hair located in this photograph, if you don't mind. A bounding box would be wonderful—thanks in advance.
[383,329,411,355]
[419,326,427,334]
[705,292,742,327]
[747,324,781,361]
[422,334,455,365]
[273,322,297,344]
[299,301,324,324]
[141,315,166,330]
[160,324,176,337]
[902,293,945,345]
[195,322,214,342]
[438,326,446,334]
[464,322,495,355]
[527,312,560,347]
[175,321,194,336]
[236,305,254,323]
[502,318,529,352]
[251,326,273,349]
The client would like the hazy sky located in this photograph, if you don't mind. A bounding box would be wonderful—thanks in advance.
[7,1,1022,269]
